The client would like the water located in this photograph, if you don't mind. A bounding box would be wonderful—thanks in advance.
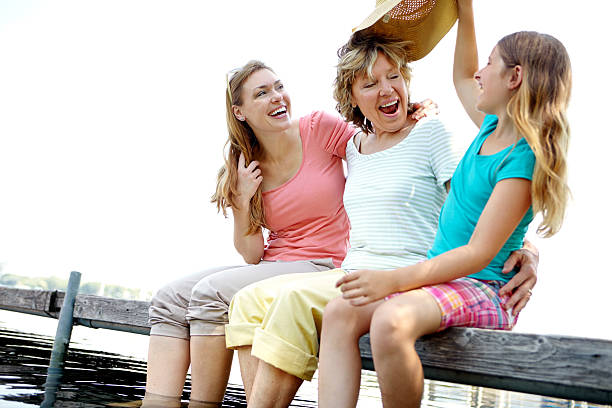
[0,310,609,407]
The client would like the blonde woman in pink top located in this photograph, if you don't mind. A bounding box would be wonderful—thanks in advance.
[143,60,368,407]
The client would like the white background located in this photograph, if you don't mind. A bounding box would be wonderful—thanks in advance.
[1,1,610,340]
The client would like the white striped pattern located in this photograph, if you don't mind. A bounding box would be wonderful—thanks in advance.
[341,117,460,271]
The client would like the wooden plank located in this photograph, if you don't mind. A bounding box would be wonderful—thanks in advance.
[359,329,612,405]
[0,287,57,317]
[72,294,150,329]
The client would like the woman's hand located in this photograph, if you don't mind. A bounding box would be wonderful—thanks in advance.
[336,269,397,306]
[499,242,539,315]
[411,98,439,121]
[236,152,263,209]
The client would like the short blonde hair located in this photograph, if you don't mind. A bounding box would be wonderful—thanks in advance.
[334,32,415,134]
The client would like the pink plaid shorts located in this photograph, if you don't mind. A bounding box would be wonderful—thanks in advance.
[418,277,516,331]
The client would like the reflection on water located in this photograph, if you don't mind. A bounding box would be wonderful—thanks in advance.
[0,311,609,407]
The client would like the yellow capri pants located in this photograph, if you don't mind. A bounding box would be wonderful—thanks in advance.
[225,269,346,381]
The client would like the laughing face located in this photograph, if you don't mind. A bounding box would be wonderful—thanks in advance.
[474,46,514,115]
[350,51,410,134]
[233,68,292,133]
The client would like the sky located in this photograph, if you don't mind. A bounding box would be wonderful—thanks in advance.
[0,1,610,341]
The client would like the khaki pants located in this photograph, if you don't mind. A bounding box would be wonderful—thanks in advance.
[226,269,346,381]
[148,259,335,339]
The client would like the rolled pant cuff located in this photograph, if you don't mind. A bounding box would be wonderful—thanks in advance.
[189,320,226,336]
[251,327,317,381]
[149,322,190,340]
[225,322,258,348]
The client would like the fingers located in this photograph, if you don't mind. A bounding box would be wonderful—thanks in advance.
[499,268,534,296]
[504,286,532,315]
[421,98,434,107]
[502,250,520,273]
[338,279,362,297]
[238,152,245,168]
[510,292,531,315]
[349,296,374,307]
[335,272,357,288]
[245,160,260,173]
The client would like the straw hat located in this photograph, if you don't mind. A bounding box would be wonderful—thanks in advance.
[353,0,458,61]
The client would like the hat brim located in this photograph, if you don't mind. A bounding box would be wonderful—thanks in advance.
[353,0,458,61]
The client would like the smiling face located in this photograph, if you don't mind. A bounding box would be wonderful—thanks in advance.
[474,46,515,115]
[233,68,292,134]
[350,51,410,134]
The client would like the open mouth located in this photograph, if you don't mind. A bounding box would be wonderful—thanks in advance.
[379,100,399,115]
[269,106,287,117]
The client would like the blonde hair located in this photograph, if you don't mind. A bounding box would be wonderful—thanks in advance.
[498,31,572,237]
[334,32,415,133]
[211,60,272,235]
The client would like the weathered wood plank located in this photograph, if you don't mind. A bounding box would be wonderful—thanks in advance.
[72,294,150,329]
[0,287,150,330]
[359,329,612,405]
[0,287,57,317]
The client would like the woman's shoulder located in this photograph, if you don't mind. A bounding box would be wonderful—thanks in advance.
[300,110,346,130]
[411,116,454,143]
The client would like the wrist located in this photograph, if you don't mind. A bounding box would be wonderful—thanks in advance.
[233,196,251,212]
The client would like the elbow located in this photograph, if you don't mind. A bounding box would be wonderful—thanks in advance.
[464,244,497,272]
[234,243,263,265]
[242,255,261,265]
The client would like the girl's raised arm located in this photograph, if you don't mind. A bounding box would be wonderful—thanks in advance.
[453,0,485,127]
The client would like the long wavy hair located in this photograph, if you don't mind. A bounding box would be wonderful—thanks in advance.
[211,60,272,235]
[334,32,416,134]
[498,31,572,237]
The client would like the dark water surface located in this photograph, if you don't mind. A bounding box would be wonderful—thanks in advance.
[0,326,272,407]
[0,311,609,407]
[0,312,316,407]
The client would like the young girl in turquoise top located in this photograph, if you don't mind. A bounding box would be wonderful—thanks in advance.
[318,0,571,406]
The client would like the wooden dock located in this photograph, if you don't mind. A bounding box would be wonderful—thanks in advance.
[1,286,611,405]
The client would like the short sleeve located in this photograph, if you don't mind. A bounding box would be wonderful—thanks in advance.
[427,117,461,187]
[496,141,536,182]
[309,111,357,158]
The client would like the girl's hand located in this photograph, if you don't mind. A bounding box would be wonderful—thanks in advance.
[236,152,263,209]
[499,245,538,315]
[411,98,439,121]
[336,269,397,306]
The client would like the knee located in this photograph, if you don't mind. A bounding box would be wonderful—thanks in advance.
[370,302,419,353]
[150,279,189,310]
[322,296,364,337]
[323,296,354,324]
[190,274,232,308]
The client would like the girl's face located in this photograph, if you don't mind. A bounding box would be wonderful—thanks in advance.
[233,69,292,133]
[351,51,410,134]
[474,46,514,114]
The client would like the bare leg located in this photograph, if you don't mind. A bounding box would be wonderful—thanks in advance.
[318,297,382,408]
[248,361,302,408]
[370,290,442,408]
[145,335,190,398]
[237,346,259,402]
[189,335,233,403]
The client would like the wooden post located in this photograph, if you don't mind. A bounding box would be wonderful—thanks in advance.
[40,271,82,408]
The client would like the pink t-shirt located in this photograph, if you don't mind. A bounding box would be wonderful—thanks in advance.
[262,111,355,267]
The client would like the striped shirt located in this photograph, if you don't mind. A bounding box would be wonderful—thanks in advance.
[341,117,460,271]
